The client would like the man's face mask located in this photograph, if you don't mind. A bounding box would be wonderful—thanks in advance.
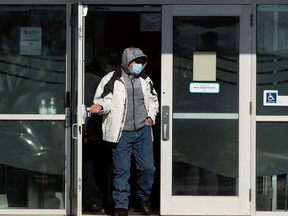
[130,63,143,75]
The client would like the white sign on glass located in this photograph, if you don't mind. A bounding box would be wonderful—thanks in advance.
[193,51,216,81]
[20,27,42,55]
[189,82,219,94]
[263,90,288,106]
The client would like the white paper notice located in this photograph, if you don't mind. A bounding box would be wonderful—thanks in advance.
[20,27,42,55]
[193,51,216,81]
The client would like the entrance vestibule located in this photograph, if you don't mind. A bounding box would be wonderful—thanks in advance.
[82,5,162,215]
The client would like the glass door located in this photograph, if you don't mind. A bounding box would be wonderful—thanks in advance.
[255,4,288,215]
[70,1,87,216]
[0,3,66,215]
[161,5,251,215]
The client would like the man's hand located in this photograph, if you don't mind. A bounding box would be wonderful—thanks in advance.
[145,117,153,126]
[88,104,103,113]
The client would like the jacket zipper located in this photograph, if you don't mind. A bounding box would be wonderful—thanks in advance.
[131,78,136,131]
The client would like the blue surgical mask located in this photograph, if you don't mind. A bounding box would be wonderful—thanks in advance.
[130,63,143,75]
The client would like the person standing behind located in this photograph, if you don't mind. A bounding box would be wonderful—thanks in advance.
[83,53,116,214]
[89,47,159,216]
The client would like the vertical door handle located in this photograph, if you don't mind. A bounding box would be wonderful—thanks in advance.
[162,105,169,141]
[72,123,78,139]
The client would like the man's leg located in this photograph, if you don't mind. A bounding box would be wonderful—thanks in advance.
[112,131,134,210]
[133,126,155,214]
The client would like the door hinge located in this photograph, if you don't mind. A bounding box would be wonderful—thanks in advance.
[249,101,252,115]
[250,14,253,27]
[249,188,252,202]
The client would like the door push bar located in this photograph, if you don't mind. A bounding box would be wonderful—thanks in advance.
[82,104,91,124]
[162,105,169,141]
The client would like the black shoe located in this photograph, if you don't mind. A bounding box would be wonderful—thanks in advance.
[112,208,128,216]
[104,202,115,215]
[139,199,151,215]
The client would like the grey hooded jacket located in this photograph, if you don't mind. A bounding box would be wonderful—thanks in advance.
[93,47,159,143]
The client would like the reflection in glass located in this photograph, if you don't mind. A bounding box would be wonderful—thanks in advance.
[173,16,239,113]
[173,119,238,196]
[256,122,288,211]
[257,5,288,115]
[172,16,239,195]
[0,5,66,114]
[0,121,65,209]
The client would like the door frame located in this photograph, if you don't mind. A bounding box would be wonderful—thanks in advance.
[160,4,252,215]
[70,1,88,216]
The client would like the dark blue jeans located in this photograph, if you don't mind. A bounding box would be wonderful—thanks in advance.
[112,125,155,209]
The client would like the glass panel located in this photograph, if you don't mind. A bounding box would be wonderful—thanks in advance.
[0,5,66,114]
[173,16,239,113]
[172,16,239,196]
[256,122,288,211]
[257,5,288,115]
[0,120,65,209]
[173,119,238,196]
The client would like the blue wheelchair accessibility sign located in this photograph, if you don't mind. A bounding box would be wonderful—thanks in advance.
[266,92,277,103]
[263,90,278,105]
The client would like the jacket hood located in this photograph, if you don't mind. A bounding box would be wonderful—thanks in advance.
[120,47,148,75]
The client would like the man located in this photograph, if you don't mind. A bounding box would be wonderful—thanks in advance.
[89,47,159,216]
